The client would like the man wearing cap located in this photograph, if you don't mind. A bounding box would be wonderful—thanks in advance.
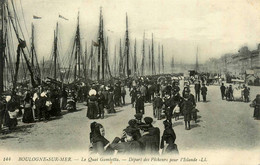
[124,119,141,140]
[110,127,143,154]
[135,92,145,114]
[138,117,160,154]
[134,113,145,127]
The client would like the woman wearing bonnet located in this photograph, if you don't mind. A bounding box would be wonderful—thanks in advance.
[89,122,113,154]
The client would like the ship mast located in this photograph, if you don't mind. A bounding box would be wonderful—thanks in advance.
[101,12,105,81]
[76,12,81,81]
[148,45,151,75]
[162,45,164,74]
[84,42,87,81]
[125,13,130,78]
[97,8,102,81]
[151,33,155,75]
[171,56,174,73]
[31,23,34,68]
[31,23,41,81]
[195,46,199,73]
[90,44,93,79]
[114,45,116,77]
[97,7,106,81]
[105,36,112,79]
[158,43,160,74]
[53,22,58,80]
[119,39,123,76]
[134,38,137,75]
[141,32,145,76]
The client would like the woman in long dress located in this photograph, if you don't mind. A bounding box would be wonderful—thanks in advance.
[87,89,98,119]
[22,92,34,123]
[5,96,19,130]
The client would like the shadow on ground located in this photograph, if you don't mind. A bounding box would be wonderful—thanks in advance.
[172,121,183,127]
[190,123,201,129]
[0,123,35,137]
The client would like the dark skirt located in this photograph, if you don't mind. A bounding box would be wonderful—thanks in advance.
[5,112,18,130]
[61,97,67,109]
[50,100,61,116]
[87,103,98,119]
[253,107,260,119]
[22,107,34,123]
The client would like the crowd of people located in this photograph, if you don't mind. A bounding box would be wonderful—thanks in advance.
[86,78,201,130]
[88,77,207,155]
[220,83,250,102]
[0,84,78,131]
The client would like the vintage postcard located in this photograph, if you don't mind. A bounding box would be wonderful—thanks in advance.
[0,0,260,164]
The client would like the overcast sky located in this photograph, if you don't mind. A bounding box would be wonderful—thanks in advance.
[13,0,260,64]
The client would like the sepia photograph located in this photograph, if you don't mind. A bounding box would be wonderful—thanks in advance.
[0,0,260,164]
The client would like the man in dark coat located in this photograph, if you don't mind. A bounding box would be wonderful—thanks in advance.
[135,92,145,114]
[114,84,121,107]
[201,84,207,102]
[107,89,116,113]
[243,87,250,102]
[153,93,163,119]
[194,81,201,102]
[164,93,177,123]
[130,87,137,108]
[121,85,126,105]
[220,83,226,100]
